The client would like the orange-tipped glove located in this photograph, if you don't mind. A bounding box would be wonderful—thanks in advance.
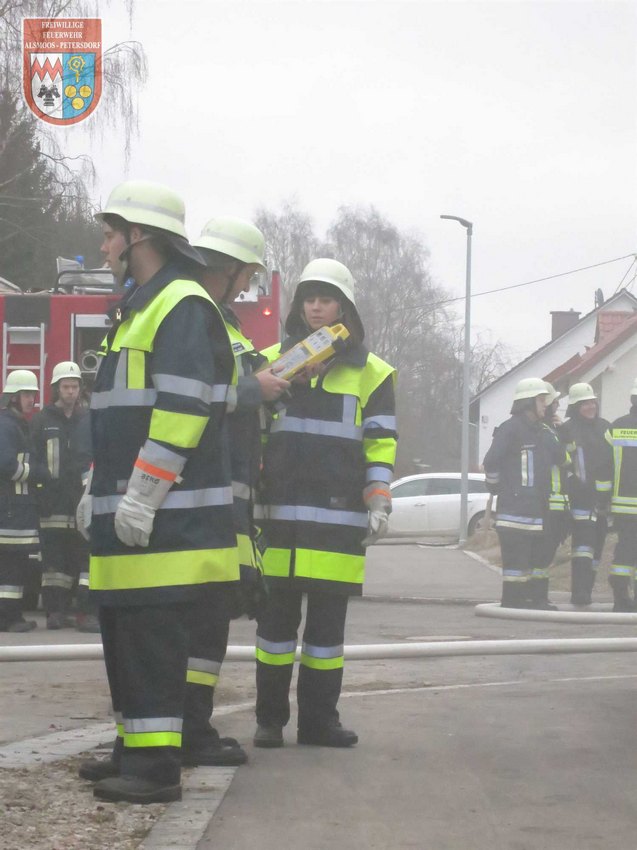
[362,482,392,547]
[115,449,185,548]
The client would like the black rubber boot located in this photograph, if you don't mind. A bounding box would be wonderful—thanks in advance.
[182,736,247,766]
[93,775,182,804]
[297,721,358,748]
[78,737,122,781]
[609,575,635,612]
[253,725,284,748]
[500,582,526,609]
[6,617,37,633]
[529,578,558,610]
[571,564,592,605]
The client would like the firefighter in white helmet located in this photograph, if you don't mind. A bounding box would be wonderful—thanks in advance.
[559,383,610,605]
[253,258,397,748]
[604,379,637,610]
[0,370,43,631]
[31,362,97,632]
[76,180,239,805]
[175,216,290,767]
[483,378,568,608]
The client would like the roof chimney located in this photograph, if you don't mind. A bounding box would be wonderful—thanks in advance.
[550,309,580,340]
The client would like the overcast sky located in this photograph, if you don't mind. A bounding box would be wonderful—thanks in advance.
[64,0,637,362]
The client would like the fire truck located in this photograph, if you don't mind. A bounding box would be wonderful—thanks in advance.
[0,261,282,407]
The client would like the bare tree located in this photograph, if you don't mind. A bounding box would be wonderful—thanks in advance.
[254,198,319,315]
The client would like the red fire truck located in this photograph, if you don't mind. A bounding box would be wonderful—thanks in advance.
[0,264,281,407]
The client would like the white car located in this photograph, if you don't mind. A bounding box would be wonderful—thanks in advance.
[386,472,492,539]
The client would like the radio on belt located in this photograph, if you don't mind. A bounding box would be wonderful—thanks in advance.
[266,324,350,380]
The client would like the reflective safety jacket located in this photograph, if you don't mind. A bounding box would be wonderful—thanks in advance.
[255,339,397,596]
[0,408,41,552]
[31,403,91,529]
[222,308,268,574]
[558,416,612,512]
[89,263,239,605]
[605,406,637,516]
[543,415,569,512]
[483,414,567,532]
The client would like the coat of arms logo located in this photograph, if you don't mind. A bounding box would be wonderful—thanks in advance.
[22,18,102,126]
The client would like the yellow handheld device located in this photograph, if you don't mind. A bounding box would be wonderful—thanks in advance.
[267,324,350,380]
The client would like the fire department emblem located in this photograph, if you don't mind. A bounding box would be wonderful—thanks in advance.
[22,18,102,126]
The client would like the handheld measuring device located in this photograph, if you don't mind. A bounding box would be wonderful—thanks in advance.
[266,324,350,380]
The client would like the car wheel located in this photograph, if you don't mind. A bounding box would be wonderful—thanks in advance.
[468,511,494,538]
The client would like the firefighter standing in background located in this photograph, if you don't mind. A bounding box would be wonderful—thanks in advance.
[559,383,611,606]
[0,370,43,632]
[483,378,568,609]
[528,382,569,610]
[604,380,637,611]
[75,180,239,804]
[31,361,98,632]
[253,259,397,748]
[179,216,291,766]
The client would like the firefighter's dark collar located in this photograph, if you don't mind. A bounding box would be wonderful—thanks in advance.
[108,262,201,322]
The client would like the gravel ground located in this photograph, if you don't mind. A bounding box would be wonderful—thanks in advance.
[0,755,165,850]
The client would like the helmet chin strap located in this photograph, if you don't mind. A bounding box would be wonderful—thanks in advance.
[221,265,243,303]
[117,234,156,283]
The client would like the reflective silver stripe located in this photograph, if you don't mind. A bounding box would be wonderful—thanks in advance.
[363,415,397,431]
[342,395,358,422]
[187,657,222,676]
[92,486,233,515]
[271,416,362,440]
[42,571,74,589]
[259,504,367,528]
[301,642,344,659]
[11,461,24,482]
[40,515,75,528]
[123,717,183,734]
[0,535,39,545]
[201,228,258,253]
[232,481,251,500]
[153,373,220,404]
[226,385,237,412]
[78,572,89,587]
[256,637,297,655]
[47,438,60,478]
[0,528,39,536]
[0,585,23,599]
[110,197,185,224]
[367,466,393,484]
[139,441,186,475]
[91,388,157,409]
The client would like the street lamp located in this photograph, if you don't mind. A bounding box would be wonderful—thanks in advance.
[441,214,473,544]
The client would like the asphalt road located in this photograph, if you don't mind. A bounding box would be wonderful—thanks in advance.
[2,544,637,849]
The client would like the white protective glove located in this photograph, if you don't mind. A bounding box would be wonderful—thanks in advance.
[361,482,392,547]
[114,446,185,548]
[76,467,93,542]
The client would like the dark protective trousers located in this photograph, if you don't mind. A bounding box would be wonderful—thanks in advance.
[609,515,637,601]
[99,602,193,785]
[497,527,546,606]
[40,527,92,615]
[570,510,607,604]
[0,550,30,629]
[529,510,569,603]
[256,585,348,731]
[182,588,233,750]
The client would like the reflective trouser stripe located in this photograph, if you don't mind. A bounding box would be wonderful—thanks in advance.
[300,642,344,670]
[78,572,89,588]
[186,657,222,688]
[255,637,297,666]
[502,570,530,582]
[0,585,23,598]
[574,546,594,560]
[42,571,74,589]
[125,731,182,748]
[530,568,549,579]
[610,565,635,576]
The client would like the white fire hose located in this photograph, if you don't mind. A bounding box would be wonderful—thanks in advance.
[5,638,637,663]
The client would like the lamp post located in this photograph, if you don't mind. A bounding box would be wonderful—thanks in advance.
[441,214,473,544]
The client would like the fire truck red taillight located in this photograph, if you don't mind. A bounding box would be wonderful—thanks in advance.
[262,307,272,317]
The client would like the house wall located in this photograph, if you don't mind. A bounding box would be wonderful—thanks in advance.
[583,339,637,424]
[475,293,637,463]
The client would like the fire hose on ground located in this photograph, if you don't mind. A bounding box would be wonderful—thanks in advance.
[5,637,637,663]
